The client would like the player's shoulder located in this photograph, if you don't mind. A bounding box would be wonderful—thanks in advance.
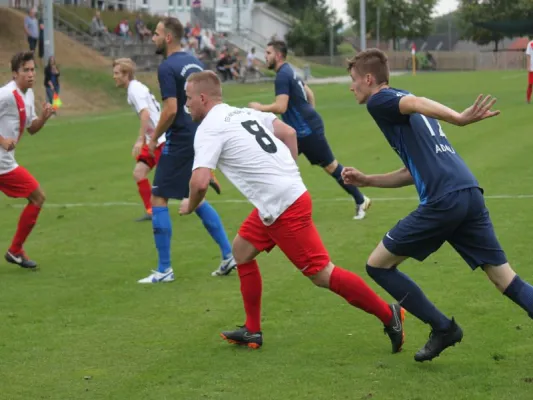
[367,87,411,107]
[128,79,148,95]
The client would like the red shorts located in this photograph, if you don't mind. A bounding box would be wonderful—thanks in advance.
[238,191,330,277]
[529,72,533,85]
[0,166,39,198]
[136,143,163,169]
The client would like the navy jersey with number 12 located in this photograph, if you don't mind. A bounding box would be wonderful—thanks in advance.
[366,88,479,204]
[275,63,323,137]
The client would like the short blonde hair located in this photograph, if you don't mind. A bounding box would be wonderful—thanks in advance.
[113,58,136,80]
[186,71,222,98]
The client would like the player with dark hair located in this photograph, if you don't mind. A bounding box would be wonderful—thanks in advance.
[249,40,371,220]
[138,18,235,282]
[343,48,533,362]
[0,52,54,268]
[181,70,405,351]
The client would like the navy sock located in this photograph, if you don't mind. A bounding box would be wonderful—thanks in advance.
[152,206,172,273]
[504,275,533,318]
[366,265,452,331]
[195,200,232,259]
[331,163,365,205]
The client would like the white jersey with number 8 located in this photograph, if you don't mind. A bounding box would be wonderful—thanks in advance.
[193,103,307,225]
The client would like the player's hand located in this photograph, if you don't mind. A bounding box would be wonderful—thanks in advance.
[248,102,261,111]
[41,103,54,120]
[179,199,192,215]
[457,94,500,126]
[0,138,16,151]
[132,140,143,158]
[341,167,370,187]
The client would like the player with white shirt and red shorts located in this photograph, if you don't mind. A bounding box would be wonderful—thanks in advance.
[0,52,54,269]
[525,39,533,104]
[180,70,405,351]
[112,58,222,222]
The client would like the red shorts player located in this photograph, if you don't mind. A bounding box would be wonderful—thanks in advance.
[0,52,54,269]
[181,71,405,352]
[526,40,533,104]
[112,58,222,222]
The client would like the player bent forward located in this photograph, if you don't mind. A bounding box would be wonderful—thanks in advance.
[0,52,54,268]
[343,48,533,362]
[179,70,405,351]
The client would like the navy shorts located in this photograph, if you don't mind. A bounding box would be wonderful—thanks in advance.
[383,188,507,270]
[297,133,335,167]
[151,142,194,200]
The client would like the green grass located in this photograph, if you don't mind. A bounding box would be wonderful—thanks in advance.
[2,70,533,399]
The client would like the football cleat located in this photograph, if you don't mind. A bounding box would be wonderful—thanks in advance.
[209,170,222,195]
[414,318,463,362]
[383,303,405,353]
[354,196,372,220]
[137,268,175,284]
[211,256,237,276]
[5,251,37,269]
[221,325,263,349]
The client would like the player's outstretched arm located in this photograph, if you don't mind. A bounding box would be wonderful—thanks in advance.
[342,166,413,188]
[181,167,212,215]
[399,94,500,126]
[272,119,298,160]
[249,94,289,115]
[27,103,54,135]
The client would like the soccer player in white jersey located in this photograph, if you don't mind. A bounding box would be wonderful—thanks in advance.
[525,38,533,104]
[112,58,222,222]
[0,52,54,269]
[180,70,405,351]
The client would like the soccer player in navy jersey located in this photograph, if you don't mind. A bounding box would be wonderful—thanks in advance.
[342,48,533,362]
[249,41,371,220]
[139,17,236,283]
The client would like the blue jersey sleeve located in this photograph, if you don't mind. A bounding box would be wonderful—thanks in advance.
[158,62,177,100]
[274,72,290,96]
[367,89,410,125]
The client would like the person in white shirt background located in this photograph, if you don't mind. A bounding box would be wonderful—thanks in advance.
[0,51,54,269]
[525,38,533,104]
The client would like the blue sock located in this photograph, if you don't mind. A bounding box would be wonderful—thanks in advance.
[152,206,172,273]
[366,265,452,331]
[331,163,365,205]
[195,201,232,259]
[504,275,533,318]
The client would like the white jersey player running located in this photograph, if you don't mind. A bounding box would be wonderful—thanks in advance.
[180,71,404,351]
[112,58,222,222]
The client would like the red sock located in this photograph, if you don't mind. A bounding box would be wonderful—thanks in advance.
[527,85,532,103]
[237,260,262,332]
[9,203,42,254]
[329,266,392,325]
[137,179,152,213]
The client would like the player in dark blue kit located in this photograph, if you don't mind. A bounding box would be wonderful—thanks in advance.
[342,48,533,362]
[139,17,236,283]
[249,41,371,220]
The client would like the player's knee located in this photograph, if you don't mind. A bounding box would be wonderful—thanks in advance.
[484,263,516,293]
[151,195,167,207]
[323,160,338,175]
[29,188,45,207]
[232,235,259,265]
[133,164,148,181]
[308,262,335,288]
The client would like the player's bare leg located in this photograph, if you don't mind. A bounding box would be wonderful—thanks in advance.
[323,159,371,220]
[133,161,153,222]
[366,242,463,362]
[220,234,263,348]
[138,195,175,284]
[5,187,45,269]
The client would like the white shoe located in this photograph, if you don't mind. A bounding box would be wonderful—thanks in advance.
[138,268,175,283]
[211,256,237,276]
[354,196,372,220]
